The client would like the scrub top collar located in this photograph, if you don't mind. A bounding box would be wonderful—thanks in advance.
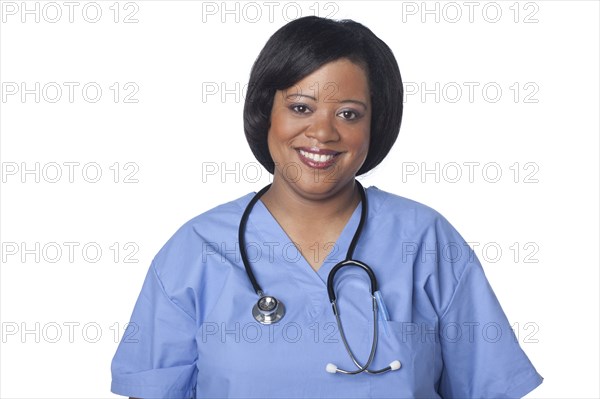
[252,190,363,282]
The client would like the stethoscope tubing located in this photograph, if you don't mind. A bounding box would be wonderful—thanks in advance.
[239,180,399,375]
[238,183,272,297]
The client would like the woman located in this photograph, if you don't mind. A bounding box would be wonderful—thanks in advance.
[111,16,543,398]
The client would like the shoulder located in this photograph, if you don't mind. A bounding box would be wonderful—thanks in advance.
[364,185,474,281]
[366,185,439,215]
[151,192,254,278]
[171,191,253,239]
[182,192,253,235]
[365,185,452,231]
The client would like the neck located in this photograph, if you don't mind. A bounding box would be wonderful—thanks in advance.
[260,177,360,224]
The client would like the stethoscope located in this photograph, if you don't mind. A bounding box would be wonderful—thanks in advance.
[238,180,401,375]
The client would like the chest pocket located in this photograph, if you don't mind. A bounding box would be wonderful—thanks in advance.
[325,271,440,398]
[367,320,441,398]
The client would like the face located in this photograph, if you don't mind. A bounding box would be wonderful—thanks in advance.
[267,58,371,200]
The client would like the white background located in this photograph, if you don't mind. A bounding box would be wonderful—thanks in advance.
[0,1,598,397]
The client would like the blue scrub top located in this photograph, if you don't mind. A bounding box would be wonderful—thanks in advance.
[111,186,543,398]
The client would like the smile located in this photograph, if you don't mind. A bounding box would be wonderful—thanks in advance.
[296,148,340,169]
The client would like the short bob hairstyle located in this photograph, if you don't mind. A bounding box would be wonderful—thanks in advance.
[243,16,403,176]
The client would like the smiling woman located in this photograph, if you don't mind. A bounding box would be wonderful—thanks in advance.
[110,16,543,399]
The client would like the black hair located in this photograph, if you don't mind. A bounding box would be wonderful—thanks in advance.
[243,16,403,176]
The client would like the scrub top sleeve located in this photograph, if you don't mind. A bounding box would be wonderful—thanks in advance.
[111,262,198,399]
[437,257,543,398]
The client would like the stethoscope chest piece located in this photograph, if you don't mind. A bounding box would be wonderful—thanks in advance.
[252,295,285,324]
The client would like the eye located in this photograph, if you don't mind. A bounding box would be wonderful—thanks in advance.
[338,109,360,120]
[290,104,311,114]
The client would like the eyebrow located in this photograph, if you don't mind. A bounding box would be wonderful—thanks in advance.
[285,93,368,110]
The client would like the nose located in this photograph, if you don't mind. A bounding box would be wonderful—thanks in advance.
[305,112,340,143]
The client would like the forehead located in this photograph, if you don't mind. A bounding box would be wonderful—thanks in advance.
[283,58,370,101]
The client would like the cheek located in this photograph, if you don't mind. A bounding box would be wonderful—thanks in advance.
[359,139,370,162]
[270,106,301,130]
[266,124,293,162]
[351,126,371,158]
[266,113,282,156]
[268,115,290,145]
[360,119,372,156]
[267,114,306,157]
[266,130,278,162]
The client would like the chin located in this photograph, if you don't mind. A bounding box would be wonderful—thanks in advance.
[291,177,353,198]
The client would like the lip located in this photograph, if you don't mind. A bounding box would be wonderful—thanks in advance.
[295,147,341,170]
[296,147,341,156]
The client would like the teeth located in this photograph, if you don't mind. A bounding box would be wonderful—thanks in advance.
[299,150,335,163]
